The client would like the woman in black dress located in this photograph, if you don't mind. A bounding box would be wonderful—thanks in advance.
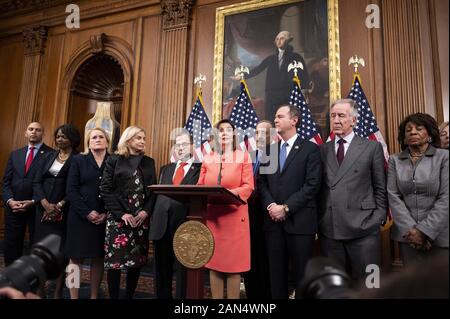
[66,127,109,299]
[100,126,156,299]
[33,124,80,298]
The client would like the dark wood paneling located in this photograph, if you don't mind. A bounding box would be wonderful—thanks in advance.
[0,37,23,231]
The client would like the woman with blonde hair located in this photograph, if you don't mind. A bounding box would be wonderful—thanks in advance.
[100,126,156,299]
[66,127,110,299]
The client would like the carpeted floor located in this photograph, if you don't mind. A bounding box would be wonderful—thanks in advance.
[0,240,214,299]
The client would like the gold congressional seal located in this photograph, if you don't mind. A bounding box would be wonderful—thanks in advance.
[173,221,214,269]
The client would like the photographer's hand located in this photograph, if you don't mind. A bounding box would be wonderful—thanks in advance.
[0,287,40,299]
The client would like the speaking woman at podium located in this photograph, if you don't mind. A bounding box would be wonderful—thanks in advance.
[197,119,254,299]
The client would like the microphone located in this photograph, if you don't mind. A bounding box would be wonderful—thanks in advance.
[217,150,223,185]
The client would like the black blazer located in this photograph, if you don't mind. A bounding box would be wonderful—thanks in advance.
[2,144,53,202]
[66,152,108,219]
[148,162,201,241]
[100,154,156,220]
[258,137,322,234]
[33,150,75,204]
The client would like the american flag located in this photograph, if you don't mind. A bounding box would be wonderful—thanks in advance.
[348,75,389,162]
[229,81,259,151]
[290,76,323,145]
[181,91,212,162]
[347,75,392,229]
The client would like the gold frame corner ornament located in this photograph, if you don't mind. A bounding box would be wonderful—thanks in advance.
[212,0,340,124]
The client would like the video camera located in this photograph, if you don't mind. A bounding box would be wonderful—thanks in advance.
[299,257,356,299]
[0,234,66,294]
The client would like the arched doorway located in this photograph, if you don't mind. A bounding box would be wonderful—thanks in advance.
[68,53,124,151]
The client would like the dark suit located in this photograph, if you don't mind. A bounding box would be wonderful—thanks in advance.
[319,135,387,280]
[243,150,271,299]
[65,152,108,258]
[33,151,75,245]
[258,136,322,298]
[148,161,201,299]
[2,143,53,265]
[247,45,309,121]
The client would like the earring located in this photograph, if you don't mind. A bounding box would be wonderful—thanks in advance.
[428,137,432,143]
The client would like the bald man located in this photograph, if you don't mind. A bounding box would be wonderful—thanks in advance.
[246,30,309,122]
[2,122,53,266]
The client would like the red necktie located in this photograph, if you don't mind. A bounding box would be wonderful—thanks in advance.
[336,139,346,165]
[172,162,188,185]
[25,146,35,174]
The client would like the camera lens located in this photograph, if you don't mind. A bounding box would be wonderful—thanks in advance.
[0,234,65,293]
[299,257,355,299]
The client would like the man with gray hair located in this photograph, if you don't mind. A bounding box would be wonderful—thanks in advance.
[245,30,309,122]
[319,99,387,281]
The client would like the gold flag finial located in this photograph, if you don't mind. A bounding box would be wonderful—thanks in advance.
[234,65,249,81]
[348,55,365,74]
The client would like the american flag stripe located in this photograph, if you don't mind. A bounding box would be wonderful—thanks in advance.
[229,80,259,152]
[289,76,323,145]
[181,90,212,162]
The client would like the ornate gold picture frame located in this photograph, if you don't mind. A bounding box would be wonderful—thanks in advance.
[213,0,340,132]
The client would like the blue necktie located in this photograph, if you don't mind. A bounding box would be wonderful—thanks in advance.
[253,151,260,176]
[279,142,288,172]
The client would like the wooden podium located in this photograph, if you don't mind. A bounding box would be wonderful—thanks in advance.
[148,185,245,299]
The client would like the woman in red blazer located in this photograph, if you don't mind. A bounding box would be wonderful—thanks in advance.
[197,119,254,299]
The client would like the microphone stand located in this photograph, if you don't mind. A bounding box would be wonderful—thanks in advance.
[217,148,223,185]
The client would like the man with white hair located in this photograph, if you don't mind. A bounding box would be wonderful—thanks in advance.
[246,30,309,122]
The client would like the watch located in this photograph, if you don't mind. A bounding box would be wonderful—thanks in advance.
[283,204,290,214]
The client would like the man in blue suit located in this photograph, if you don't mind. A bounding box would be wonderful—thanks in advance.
[258,105,322,299]
[2,122,53,266]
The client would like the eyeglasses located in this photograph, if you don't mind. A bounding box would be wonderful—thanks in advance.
[175,142,191,148]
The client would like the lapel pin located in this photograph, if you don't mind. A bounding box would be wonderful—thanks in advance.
[295,145,299,149]
[40,150,44,154]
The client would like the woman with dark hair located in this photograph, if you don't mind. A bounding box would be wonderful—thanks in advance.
[33,123,81,298]
[197,119,254,299]
[100,126,156,299]
[66,128,109,299]
[388,113,448,266]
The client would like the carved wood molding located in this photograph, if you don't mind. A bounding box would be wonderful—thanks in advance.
[58,33,134,134]
[0,0,158,38]
[161,0,195,30]
[90,33,106,53]
[22,25,48,56]
[0,0,70,17]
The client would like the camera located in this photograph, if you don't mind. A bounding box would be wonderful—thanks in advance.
[299,257,356,299]
[0,234,66,294]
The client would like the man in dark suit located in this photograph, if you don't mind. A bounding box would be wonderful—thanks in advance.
[319,99,387,281]
[148,130,201,299]
[243,120,273,299]
[258,105,322,299]
[246,31,309,122]
[2,122,53,266]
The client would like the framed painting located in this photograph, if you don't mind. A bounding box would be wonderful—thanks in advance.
[213,0,340,137]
